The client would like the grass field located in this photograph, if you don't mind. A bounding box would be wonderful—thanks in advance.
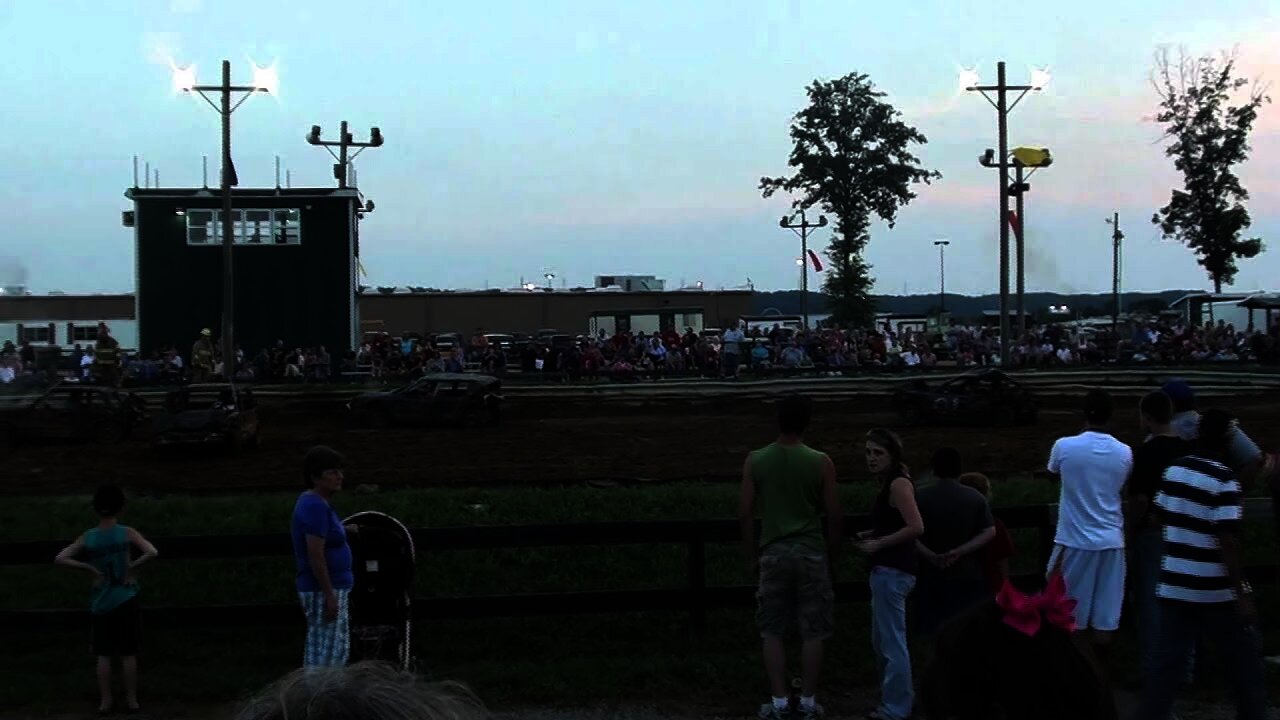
[4,480,1279,716]
[3,479,1064,610]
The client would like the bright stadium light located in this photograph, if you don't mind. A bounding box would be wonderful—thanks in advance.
[250,60,279,94]
[1030,67,1052,91]
[171,63,197,93]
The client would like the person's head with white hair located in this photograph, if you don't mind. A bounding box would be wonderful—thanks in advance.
[235,662,487,720]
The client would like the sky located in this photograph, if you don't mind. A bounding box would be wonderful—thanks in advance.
[1,0,1278,296]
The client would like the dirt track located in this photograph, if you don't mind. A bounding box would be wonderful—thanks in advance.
[6,391,1279,496]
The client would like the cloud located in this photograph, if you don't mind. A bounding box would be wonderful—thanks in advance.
[527,187,789,228]
[170,0,202,13]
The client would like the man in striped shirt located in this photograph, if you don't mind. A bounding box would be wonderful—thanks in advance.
[1136,409,1266,720]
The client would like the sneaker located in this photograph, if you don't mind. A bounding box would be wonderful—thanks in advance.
[758,703,787,720]
[799,702,825,719]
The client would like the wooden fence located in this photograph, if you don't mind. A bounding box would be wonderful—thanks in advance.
[1,501,1274,630]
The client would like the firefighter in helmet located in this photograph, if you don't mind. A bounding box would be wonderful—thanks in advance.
[192,328,215,383]
[93,323,122,387]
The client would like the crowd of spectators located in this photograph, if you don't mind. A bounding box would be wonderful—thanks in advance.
[3,313,1280,387]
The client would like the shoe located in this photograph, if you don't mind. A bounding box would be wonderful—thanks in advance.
[799,701,825,719]
[758,703,787,720]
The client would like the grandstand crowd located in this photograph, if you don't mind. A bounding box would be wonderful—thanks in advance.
[4,312,1279,387]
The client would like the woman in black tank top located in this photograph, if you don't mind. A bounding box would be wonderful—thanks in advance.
[857,428,924,720]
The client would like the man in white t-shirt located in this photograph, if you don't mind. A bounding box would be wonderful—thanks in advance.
[1046,388,1133,649]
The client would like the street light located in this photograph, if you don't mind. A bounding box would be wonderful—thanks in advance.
[780,210,827,330]
[172,59,276,376]
[963,61,1049,366]
[306,122,385,189]
[933,239,951,314]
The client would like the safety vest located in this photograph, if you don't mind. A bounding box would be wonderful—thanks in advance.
[193,341,214,367]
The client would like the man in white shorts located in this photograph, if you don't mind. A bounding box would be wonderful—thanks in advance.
[1046,388,1133,655]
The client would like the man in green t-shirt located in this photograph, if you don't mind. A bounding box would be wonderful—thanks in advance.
[740,394,842,720]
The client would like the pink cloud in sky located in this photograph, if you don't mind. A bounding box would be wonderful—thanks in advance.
[527,186,789,228]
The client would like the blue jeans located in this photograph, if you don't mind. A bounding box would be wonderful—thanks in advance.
[1135,599,1266,720]
[870,566,916,720]
[1130,527,1163,678]
[1131,527,1195,682]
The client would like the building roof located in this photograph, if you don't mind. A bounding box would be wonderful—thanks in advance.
[0,293,135,322]
[1167,292,1252,308]
[125,187,361,201]
[1238,293,1280,310]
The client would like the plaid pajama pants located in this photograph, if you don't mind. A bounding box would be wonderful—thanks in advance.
[299,589,351,668]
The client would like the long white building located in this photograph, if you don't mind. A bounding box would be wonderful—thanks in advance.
[0,292,138,350]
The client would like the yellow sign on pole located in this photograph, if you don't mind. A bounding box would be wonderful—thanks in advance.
[1011,146,1052,167]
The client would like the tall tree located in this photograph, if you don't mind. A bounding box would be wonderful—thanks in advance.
[1151,48,1271,292]
[760,72,940,326]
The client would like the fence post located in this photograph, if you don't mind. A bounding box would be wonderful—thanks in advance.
[687,534,707,633]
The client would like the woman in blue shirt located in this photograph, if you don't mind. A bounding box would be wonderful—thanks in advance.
[292,446,356,668]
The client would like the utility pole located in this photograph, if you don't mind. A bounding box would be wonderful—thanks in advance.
[1107,212,1124,360]
[307,121,383,188]
[308,122,384,349]
[1012,162,1026,335]
[779,209,827,330]
[965,62,1048,366]
[176,59,274,377]
[219,61,234,375]
[995,62,1011,364]
[933,239,950,314]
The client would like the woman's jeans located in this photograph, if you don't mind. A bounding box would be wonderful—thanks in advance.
[870,566,916,720]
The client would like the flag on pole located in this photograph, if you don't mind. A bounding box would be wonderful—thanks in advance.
[807,249,824,272]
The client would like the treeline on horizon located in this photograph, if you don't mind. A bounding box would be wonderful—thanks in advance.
[749,289,1199,320]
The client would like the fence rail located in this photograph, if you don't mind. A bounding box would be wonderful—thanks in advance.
[8,367,1280,405]
[2,501,1274,630]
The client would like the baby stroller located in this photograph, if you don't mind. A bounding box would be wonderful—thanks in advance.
[344,511,416,670]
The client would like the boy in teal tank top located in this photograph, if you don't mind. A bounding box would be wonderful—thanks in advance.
[56,485,158,715]
[740,395,842,720]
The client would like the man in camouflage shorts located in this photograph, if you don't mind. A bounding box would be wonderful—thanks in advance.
[741,395,842,719]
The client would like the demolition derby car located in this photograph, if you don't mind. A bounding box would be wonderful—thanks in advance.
[0,382,146,445]
[151,383,260,451]
[347,373,503,428]
[892,369,1037,426]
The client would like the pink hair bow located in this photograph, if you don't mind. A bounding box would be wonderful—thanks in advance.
[996,572,1077,636]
